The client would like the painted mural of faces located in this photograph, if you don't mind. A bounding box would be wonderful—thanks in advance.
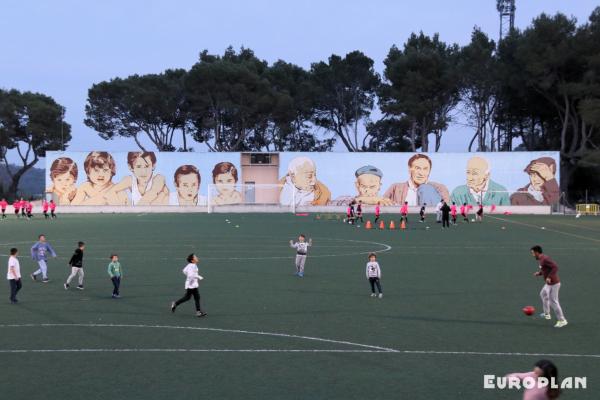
[128,152,156,183]
[355,165,383,197]
[356,174,381,197]
[409,155,432,186]
[290,158,317,191]
[50,157,78,195]
[526,159,556,191]
[213,162,238,195]
[85,152,116,187]
[466,157,490,192]
[174,165,200,204]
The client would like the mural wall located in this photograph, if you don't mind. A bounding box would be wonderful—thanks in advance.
[46,151,560,207]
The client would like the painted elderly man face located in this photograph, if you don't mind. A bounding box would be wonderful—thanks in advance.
[409,158,431,186]
[466,157,489,192]
[356,174,382,197]
[291,162,317,191]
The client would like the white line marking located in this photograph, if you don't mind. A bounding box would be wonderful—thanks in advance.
[488,215,600,244]
[0,239,392,261]
[1,324,599,359]
[0,324,398,352]
[0,349,598,358]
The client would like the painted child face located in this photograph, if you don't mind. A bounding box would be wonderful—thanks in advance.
[215,172,236,194]
[130,156,154,181]
[53,172,75,193]
[88,165,112,186]
[291,162,316,191]
[356,174,381,197]
[409,158,431,186]
[176,174,199,201]
[529,173,545,191]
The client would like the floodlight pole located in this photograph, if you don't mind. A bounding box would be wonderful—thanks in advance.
[497,0,516,42]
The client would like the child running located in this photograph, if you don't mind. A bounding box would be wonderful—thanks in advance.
[30,234,57,282]
[42,200,50,219]
[171,253,207,317]
[49,200,57,218]
[356,200,363,223]
[450,202,457,225]
[25,201,33,219]
[374,202,381,223]
[0,198,7,219]
[107,254,122,298]
[419,204,426,223]
[366,253,383,298]
[476,203,484,222]
[400,201,408,223]
[289,234,312,277]
[13,200,21,218]
[460,202,469,223]
[64,241,85,290]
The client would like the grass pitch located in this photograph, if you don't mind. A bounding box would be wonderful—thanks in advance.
[0,213,599,399]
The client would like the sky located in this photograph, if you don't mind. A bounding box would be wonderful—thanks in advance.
[1,0,598,160]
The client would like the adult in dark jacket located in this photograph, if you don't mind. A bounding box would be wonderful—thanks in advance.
[441,201,451,229]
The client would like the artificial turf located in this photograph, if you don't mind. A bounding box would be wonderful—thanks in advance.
[0,212,598,399]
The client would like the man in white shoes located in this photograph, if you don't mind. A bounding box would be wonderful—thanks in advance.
[531,245,567,328]
[171,254,207,317]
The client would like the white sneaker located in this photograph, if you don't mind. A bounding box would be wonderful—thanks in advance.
[554,320,568,328]
[370,293,376,297]
[540,313,551,320]
[378,293,383,299]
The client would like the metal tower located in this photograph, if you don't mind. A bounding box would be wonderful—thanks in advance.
[497,0,515,41]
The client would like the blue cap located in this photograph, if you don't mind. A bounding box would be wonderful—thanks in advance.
[355,165,383,178]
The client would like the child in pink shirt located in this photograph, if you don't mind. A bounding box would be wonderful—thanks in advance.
[0,198,7,219]
[42,200,49,219]
[49,200,57,219]
[450,202,457,225]
[400,201,408,222]
[374,202,381,223]
[506,359,560,400]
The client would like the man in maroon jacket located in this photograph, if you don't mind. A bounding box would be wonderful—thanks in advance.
[531,245,568,328]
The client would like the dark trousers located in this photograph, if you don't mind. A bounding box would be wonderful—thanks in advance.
[51,210,56,218]
[44,211,49,219]
[369,277,382,293]
[442,215,450,227]
[1,209,6,219]
[9,279,22,302]
[111,276,121,296]
[175,288,202,312]
[374,214,380,223]
[452,215,456,224]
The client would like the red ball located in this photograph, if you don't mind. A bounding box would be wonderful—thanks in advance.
[522,306,535,316]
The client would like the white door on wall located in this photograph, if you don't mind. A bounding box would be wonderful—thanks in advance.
[245,181,255,203]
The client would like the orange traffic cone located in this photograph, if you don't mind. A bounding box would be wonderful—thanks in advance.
[400,219,406,230]
[379,220,385,230]
[365,220,372,229]
[389,220,396,230]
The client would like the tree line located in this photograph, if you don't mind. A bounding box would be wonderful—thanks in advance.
[1,8,600,200]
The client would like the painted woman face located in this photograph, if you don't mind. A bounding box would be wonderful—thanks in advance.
[130,156,154,182]
[53,172,75,193]
[176,174,199,201]
[215,172,236,194]
[88,165,112,186]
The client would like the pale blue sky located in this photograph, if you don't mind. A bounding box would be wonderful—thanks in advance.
[1,0,598,156]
